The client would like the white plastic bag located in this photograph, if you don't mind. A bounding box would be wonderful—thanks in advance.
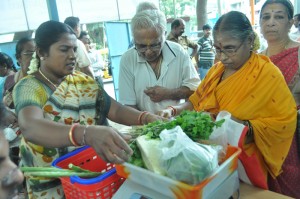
[208,111,246,161]
[3,127,18,142]
[159,126,218,185]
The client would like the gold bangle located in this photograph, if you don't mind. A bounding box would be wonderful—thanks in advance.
[141,112,150,125]
[167,106,177,116]
[69,123,80,146]
[138,111,148,125]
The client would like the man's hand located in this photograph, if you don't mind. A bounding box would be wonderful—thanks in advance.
[144,86,169,102]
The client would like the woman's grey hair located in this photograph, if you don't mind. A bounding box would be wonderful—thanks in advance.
[136,1,158,13]
[131,9,167,37]
[213,11,255,43]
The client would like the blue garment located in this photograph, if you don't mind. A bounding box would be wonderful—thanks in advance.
[0,76,7,102]
[198,67,210,80]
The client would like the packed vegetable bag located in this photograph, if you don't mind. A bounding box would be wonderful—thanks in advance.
[116,110,242,199]
[128,110,227,168]
[159,126,219,185]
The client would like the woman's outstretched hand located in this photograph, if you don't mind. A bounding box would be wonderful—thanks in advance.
[86,126,133,164]
[156,108,173,119]
[145,113,169,124]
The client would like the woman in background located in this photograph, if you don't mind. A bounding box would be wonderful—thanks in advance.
[0,52,17,78]
[0,53,17,101]
[260,0,300,106]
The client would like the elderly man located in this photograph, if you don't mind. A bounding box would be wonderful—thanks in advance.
[128,1,159,49]
[119,10,200,114]
[167,18,199,61]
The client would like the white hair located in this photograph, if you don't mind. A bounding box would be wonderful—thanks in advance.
[136,1,158,13]
[131,9,166,37]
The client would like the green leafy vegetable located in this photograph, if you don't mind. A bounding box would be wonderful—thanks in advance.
[128,110,225,166]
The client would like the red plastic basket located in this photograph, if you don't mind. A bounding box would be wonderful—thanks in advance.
[52,146,125,199]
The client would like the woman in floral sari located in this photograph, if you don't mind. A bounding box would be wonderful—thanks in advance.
[13,21,164,199]
[260,0,300,106]
[158,11,300,198]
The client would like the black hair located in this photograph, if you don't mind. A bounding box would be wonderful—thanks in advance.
[260,0,294,20]
[0,52,17,72]
[79,31,88,40]
[64,16,80,29]
[35,20,75,55]
[202,24,211,30]
[0,102,7,128]
[213,11,254,43]
[171,18,183,29]
[295,13,300,21]
[15,37,34,61]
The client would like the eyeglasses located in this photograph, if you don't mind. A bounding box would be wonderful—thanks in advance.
[0,167,19,186]
[22,51,35,57]
[214,42,244,57]
[135,42,162,53]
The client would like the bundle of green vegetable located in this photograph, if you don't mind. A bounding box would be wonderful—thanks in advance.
[128,110,224,167]
[21,163,103,178]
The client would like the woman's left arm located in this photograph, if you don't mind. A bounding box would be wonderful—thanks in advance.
[230,116,254,144]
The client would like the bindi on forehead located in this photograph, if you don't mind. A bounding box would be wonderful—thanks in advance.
[264,4,287,13]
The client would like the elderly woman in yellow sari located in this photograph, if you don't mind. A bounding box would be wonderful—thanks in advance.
[158,11,299,198]
[13,21,164,199]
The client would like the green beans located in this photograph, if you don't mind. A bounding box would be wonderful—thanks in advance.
[21,166,103,178]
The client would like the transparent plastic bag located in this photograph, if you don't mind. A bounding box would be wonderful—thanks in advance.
[209,111,247,162]
[159,126,219,185]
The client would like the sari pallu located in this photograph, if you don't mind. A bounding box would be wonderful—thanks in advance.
[14,71,110,199]
[269,47,299,87]
[189,53,297,190]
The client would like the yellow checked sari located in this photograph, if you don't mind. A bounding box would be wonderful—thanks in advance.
[13,71,110,199]
[189,53,297,190]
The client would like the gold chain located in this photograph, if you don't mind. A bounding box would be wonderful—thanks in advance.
[152,55,162,79]
[39,68,58,89]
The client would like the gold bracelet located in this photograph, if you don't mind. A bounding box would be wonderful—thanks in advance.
[69,123,80,146]
[138,111,148,125]
[167,106,177,116]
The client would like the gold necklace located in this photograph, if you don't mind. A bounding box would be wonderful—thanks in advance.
[39,68,58,88]
[155,56,162,79]
[151,55,162,79]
